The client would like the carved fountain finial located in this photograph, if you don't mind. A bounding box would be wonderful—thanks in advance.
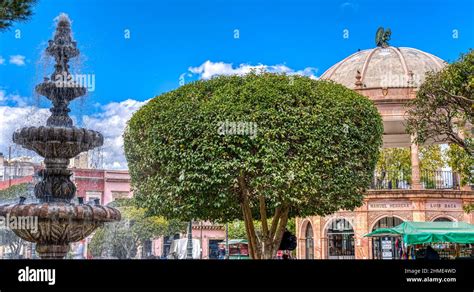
[0,13,120,259]
[36,13,85,128]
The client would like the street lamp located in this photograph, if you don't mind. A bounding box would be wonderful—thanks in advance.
[225,223,229,260]
[186,220,193,259]
[200,221,203,259]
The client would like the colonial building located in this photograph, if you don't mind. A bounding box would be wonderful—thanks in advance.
[72,168,132,205]
[0,153,39,182]
[152,222,225,259]
[295,43,474,259]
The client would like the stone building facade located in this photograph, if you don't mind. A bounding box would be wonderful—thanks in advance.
[296,45,474,259]
[296,190,473,259]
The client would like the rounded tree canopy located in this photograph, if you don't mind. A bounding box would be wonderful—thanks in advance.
[124,73,383,222]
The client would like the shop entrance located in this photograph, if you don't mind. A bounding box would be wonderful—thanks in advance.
[304,222,314,259]
[326,218,355,259]
[371,216,404,259]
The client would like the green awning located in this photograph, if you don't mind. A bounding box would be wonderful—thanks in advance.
[364,221,474,245]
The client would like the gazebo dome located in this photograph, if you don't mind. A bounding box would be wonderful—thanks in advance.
[320,46,446,89]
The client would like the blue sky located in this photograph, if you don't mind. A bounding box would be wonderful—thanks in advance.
[0,0,473,168]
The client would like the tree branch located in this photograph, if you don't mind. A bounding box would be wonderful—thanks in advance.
[269,206,282,239]
[259,195,269,238]
[273,207,289,247]
[238,175,259,259]
[441,89,473,104]
[241,202,257,259]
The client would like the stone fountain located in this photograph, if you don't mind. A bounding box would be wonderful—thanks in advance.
[0,14,120,259]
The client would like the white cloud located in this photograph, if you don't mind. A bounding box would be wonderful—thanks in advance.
[0,89,28,107]
[0,56,5,65]
[340,2,359,13]
[188,60,318,80]
[0,91,148,170]
[9,55,26,66]
[7,94,28,107]
[0,106,50,157]
[82,99,148,169]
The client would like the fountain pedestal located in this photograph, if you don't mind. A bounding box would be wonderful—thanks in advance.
[0,13,120,259]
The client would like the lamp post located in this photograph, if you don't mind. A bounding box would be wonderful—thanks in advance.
[225,223,229,260]
[186,220,193,259]
[8,145,11,187]
[200,221,203,259]
[27,173,37,259]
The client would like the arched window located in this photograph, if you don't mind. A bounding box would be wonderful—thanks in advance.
[326,218,355,259]
[305,223,314,259]
[371,216,403,259]
[433,217,453,222]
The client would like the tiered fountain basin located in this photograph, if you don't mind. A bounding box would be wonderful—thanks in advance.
[1,125,118,258]
[13,126,103,159]
[0,203,121,258]
[36,81,87,101]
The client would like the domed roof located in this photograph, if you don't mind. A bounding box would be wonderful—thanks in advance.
[320,46,446,89]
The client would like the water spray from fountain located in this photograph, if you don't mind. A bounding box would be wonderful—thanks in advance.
[0,13,121,259]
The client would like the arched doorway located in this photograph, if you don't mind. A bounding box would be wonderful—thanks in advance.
[304,222,314,259]
[371,216,403,259]
[326,218,355,259]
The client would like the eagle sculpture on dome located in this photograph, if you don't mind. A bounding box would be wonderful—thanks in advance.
[375,27,391,48]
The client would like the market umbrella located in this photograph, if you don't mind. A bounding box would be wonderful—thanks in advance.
[364,221,474,245]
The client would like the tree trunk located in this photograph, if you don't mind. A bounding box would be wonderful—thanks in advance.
[238,175,291,260]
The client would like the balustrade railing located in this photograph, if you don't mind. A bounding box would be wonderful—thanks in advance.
[420,170,459,189]
[371,170,411,189]
[371,170,460,190]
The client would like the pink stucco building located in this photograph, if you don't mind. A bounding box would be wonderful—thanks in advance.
[152,223,225,259]
[72,168,132,205]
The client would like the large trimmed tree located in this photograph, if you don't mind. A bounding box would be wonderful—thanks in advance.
[124,73,383,259]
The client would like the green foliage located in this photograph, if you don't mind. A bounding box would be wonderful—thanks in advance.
[375,145,445,185]
[227,220,248,240]
[0,0,37,31]
[228,218,296,240]
[420,145,445,172]
[124,73,383,222]
[447,144,473,186]
[89,199,186,259]
[0,183,31,258]
[376,148,411,182]
[0,183,29,200]
[407,49,474,156]
[0,229,28,258]
[464,203,474,214]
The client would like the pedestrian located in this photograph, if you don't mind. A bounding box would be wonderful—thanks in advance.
[425,245,440,260]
